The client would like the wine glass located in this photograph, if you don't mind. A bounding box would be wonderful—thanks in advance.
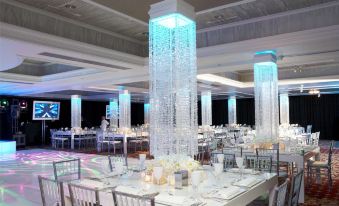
[213,163,223,182]
[235,157,244,180]
[101,159,110,185]
[139,154,146,171]
[216,154,224,164]
[153,166,163,185]
[191,171,201,202]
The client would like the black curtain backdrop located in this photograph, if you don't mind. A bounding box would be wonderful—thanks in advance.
[0,95,144,145]
[1,94,338,145]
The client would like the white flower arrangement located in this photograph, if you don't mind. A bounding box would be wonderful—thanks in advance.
[147,155,201,174]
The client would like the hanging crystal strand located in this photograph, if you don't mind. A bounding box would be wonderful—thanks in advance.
[279,93,290,125]
[71,95,81,129]
[109,98,119,129]
[119,90,131,130]
[201,91,212,127]
[149,0,198,157]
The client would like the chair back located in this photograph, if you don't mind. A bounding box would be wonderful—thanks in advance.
[113,190,156,206]
[223,153,235,170]
[108,154,128,172]
[328,141,334,166]
[272,178,289,206]
[194,150,205,165]
[256,143,279,175]
[68,183,100,206]
[38,175,65,206]
[53,158,81,182]
[288,170,303,206]
[245,155,272,172]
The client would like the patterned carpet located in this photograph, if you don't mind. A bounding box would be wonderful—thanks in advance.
[303,146,339,206]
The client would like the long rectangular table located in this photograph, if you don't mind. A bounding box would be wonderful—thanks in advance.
[63,166,278,206]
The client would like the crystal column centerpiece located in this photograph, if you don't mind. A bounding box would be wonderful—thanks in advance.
[279,93,289,125]
[71,95,81,129]
[201,91,212,127]
[119,90,131,130]
[254,51,279,143]
[144,103,150,125]
[109,98,119,128]
[228,96,237,125]
[149,0,198,157]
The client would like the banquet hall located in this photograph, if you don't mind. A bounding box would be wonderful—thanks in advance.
[0,0,339,205]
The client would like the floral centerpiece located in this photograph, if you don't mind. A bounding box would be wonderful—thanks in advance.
[144,155,201,184]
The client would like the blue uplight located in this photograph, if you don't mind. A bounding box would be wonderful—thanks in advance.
[0,141,16,155]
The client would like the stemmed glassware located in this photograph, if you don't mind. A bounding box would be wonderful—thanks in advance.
[191,171,201,203]
[235,157,244,180]
[153,166,163,185]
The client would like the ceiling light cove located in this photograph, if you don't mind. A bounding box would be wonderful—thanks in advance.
[197,74,248,88]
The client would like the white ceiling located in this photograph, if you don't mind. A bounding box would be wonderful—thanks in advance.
[0,0,339,101]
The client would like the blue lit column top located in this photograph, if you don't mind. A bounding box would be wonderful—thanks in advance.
[253,50,279,143]
[144,103,150,124]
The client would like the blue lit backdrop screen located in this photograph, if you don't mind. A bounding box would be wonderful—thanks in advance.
[33,101,60,120]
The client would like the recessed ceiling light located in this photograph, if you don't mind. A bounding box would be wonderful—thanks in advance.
[65,4,76,9]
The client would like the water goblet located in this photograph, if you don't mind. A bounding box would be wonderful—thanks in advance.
[153,166,163,185]
[139,154,146,171]
[191,171,201,202]
[235,157,244,180]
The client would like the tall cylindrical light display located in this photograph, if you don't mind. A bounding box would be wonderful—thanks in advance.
[254,51,279,143]
[228,96,237,125]
[144,103,150,124]
[149,0,198,157]
[119,90,131,129]
[201,91,212,126]
[279,93,290,125]
[109,98,119,128]
[71,95,81,128]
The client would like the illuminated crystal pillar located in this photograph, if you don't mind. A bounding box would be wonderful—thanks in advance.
[119,90,131,129]
[228,96,237,125]
[109,98,119,128]
[201,91,212,126]
[149,0,198,157]
[254,51,279,143]
[144,103,150,124]
[279,93,290,125]
[71,95,81,128]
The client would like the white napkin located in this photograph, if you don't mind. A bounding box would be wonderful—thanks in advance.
[209,186,241,200]
[229,168,254,174]
[155,193,186,205]
[234,177,259,187]
[115,185,142,195]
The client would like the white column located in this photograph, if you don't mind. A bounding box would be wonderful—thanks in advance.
[144,102,150,124]
[253,51,279,143]
[71,95,81,129]
[149,0,198,157]
[201,91,212,126]
[228,96,237,125]
[109,98,119,128]
[279,93,290,125]
[119,90,131,129]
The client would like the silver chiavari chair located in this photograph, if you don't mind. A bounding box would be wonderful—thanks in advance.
[68,183,101,206]
[272,178,289,206]
[223,153,235,171]
[112,190,158,206]
[108,154,128,172]
[38,175,65,206]
[245,154,272,173]
[53,158,81,182]
[288,170,303,206]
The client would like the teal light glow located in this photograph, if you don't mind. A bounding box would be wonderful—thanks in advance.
[0,141,16,155]
[255,50,277,56]
[151,13,193,29]
[144,103,150,124]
